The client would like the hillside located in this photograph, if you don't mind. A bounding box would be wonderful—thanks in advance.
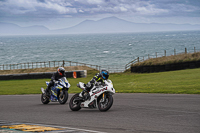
[132,52,200,66]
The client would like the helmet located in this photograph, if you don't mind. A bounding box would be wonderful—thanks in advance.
[101,69,109,80]
[57,67,65,76]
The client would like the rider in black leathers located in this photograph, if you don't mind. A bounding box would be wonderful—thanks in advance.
[45,67,66,97]
[80,69,109,100]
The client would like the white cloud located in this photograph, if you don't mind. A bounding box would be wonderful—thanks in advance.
[119,6,127,12]
[135,3,168,15]
[74,0,105,5]
[0,0,77,15]
[1,0,199,17]
[44,1,77,14]
[0,0,199,26]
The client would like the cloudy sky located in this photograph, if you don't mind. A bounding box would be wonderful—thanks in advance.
[0,0,200,30]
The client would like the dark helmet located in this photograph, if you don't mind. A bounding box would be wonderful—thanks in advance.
[57,67,65,76]
[101,69,109,80]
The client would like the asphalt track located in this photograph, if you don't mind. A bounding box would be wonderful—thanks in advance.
[0,93,200,133]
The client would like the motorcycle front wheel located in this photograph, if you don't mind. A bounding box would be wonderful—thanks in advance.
[41,93,50,104]
[69,93,81,111]
[58,90,68,104]
[97,94,113,112]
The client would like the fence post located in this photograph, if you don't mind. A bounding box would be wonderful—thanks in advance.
[174,49,176,55]
[164,50,166,56]
[194,47,196,53]
[137,57,139,62]
[156,52,157,58]
[63,60,65,67]
[185,48,187,54]
[148,54,150,59]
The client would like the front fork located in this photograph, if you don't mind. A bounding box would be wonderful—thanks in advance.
[57,88,68,98]
[57,89,61,98]
[102,92,106,103]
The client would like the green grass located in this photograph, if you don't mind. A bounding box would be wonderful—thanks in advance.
[0,68,200,95]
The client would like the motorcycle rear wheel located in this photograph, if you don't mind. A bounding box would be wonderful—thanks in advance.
[41,93,50,104]
[69,93,81,111]
[58,90,68,104]
[98,94,113,112]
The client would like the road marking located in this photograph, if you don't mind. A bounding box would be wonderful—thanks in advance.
[0,121,106,133]
[1,124,63,132]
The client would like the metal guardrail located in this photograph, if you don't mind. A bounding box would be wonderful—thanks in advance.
[0,70,86,80]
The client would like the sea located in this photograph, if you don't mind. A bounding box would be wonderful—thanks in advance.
[0,30,200,72]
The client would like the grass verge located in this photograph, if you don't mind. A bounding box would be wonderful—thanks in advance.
[0,68,200,95]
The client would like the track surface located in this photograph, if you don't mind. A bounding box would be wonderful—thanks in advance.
[0,93,200,133]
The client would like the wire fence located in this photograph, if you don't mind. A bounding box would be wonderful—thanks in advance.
[125,47,200,70]
[0,60,125,73]
[0,60,101,71]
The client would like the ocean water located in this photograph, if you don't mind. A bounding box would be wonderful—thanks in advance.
[0,30,200,71]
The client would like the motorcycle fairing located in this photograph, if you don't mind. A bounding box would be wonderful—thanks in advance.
[42,77,70,102]
[79,80,115,108]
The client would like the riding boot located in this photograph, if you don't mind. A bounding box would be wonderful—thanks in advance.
[45,85,51,98]
[45,81,54,97]
[44,88,50,97]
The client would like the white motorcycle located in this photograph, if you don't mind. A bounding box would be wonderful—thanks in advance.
[69,79,115,112]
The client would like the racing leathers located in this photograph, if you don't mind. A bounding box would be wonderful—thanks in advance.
[81,72,105,99]
[45,71,66,96]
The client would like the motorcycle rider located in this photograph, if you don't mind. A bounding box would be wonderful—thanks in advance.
[80,69,109,100]
[45,67,66,97]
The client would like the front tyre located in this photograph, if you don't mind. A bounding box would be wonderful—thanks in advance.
[41,93,50,104]
[58,90,68,104]
[98,94,113,112]
[69,93,81,111]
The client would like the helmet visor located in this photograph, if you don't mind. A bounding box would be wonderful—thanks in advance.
[102,71,109,80]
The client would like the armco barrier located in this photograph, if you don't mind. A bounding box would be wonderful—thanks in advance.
[0,70,87,80]
[131,61,200,73]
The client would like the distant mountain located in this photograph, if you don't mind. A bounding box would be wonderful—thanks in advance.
[1,17,200,35]
[53,16,200,34]
[0,22,50,35]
